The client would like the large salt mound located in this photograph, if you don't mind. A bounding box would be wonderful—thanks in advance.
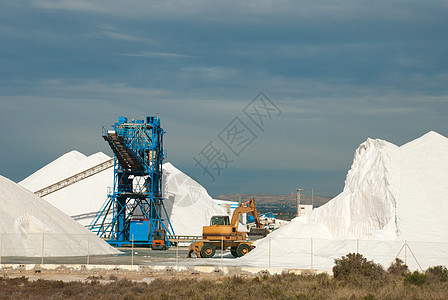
[20,151,112,227]
[163,162,227,236]
[0,175,119,257]
[19,152,226,235]
[240,131,448,270]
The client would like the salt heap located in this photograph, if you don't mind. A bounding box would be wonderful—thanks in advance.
[19,151,112,227]
[0,175,119,257]
[163,162,227,236]
[241,131,448,270]
[19,152,226,236]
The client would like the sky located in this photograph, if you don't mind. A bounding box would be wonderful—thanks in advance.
[1,1,447,198]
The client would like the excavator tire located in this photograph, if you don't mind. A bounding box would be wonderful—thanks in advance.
[200,243,216,258]
[236,243,251,257]
[230,247,238,257]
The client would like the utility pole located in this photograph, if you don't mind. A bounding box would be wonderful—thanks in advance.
[312,188,314,208]
[296,188,302,217]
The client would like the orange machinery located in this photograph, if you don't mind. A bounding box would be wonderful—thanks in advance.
[151,229,169,250]
[187,198,268,258]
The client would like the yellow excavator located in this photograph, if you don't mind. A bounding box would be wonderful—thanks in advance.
[187,198,268,258]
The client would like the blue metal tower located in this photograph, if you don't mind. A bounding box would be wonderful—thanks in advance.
[89,116,174,246]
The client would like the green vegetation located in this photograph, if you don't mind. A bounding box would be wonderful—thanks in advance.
[426,265,448,283]
[387,258,409,276]
[404,270,427,286]
[333,252,386,285]
[1,255,448,299]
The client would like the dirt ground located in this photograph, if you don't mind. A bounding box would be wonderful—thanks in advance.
[1,266,258,284]
[0,246,308,283]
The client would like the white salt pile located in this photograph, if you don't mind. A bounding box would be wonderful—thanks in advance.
[163,162,227,236]
[0,175,119,257]
[19,152,226,236]
[20,151,112,227]
[240,131,448,271]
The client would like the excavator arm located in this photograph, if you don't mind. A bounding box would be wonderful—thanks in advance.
[230,198,263,229]
[186,198,266,258]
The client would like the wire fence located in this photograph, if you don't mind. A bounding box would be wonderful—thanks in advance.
[256,237,448,271]
[1,234,447,272]
[0,233,193,267]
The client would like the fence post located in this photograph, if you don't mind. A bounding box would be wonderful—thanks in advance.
[405,240,407,265]
[176,236,179,269]
[357,239,359,254]
[268,237,271,270]
[221,236,224,271]
[87,234,90,265]
[41,233,45,266]
[310,237,313,271]
[0,234,2,265]
[131,234,134,269]
[405,241,424,272]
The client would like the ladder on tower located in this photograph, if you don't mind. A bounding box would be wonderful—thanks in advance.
[34,158,114,197]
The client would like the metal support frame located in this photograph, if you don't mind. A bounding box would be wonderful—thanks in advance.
[89,116,174,246]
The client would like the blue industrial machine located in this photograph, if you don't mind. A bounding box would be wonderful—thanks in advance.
[129,219,150,242]
[89,116,174,247]
[247,212,275,224]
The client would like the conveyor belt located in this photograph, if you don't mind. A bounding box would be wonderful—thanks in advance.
[34,158,114,197]
[102,131,144,172]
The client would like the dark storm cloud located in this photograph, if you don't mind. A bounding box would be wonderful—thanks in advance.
[1,0,447,196]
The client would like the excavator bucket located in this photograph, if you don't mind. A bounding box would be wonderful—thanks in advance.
[186,241,202,258]
[248,227,269,237]
[186,246,195,258]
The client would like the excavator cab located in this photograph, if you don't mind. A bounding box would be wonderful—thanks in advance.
[210,216,230,226]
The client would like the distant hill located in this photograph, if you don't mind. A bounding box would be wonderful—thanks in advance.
[215,193,332,221]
